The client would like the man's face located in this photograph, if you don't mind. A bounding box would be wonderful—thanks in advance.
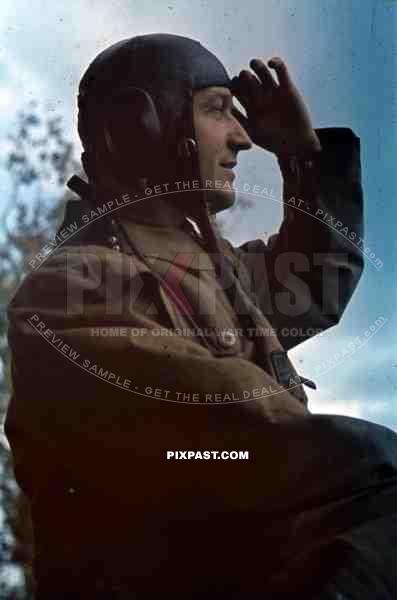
[193,86,252,213]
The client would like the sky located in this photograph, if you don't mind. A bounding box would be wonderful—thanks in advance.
[0,0,396,429]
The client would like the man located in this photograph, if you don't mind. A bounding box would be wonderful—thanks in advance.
[5,33,397,597]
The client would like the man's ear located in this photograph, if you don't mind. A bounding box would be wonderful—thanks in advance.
[101,87,163,182]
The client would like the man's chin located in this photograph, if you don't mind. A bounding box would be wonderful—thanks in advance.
[206,189,236,215]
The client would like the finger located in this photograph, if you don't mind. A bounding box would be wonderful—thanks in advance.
[231,74,256,109]
[230,75,241,97]
[230,77,249,108]
[237,70,264,110]
[249,58,278,90]
[239,70,262,93]
[267,57,293,88]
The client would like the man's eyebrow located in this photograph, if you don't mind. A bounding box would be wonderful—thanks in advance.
[199,90,232,104]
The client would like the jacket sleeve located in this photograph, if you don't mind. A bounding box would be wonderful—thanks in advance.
[5,245,307,510]
[230,128,364,351]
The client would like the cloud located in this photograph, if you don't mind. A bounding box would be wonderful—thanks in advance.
[0,88,15,117]
[308,391,363,419]
[288,314,396,429]
[0,50,48,121]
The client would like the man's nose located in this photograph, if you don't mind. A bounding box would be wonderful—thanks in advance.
[228,115,253,151]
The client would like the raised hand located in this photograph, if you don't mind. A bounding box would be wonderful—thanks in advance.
[231,57,322,157]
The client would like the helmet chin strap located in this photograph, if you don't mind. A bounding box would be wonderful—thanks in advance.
[168,91,227,265]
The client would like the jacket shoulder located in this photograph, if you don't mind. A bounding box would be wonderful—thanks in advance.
[8,244,151,312]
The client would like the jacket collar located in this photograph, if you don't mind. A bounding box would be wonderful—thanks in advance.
[61,174,209,246]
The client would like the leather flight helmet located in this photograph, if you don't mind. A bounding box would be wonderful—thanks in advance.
[77,33,238,211]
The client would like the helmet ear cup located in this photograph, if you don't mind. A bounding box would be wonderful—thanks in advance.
[101,87,163,184]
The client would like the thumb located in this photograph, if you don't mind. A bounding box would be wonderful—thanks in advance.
[232,106,250,130]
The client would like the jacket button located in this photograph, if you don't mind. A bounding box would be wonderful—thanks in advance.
[108,236,121,252]
[218,330,236,348]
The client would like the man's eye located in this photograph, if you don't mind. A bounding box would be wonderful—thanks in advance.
[210,104,226,115]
